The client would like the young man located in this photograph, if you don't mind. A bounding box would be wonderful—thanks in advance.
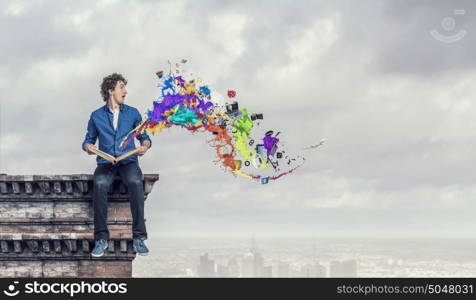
[82,73,152,257]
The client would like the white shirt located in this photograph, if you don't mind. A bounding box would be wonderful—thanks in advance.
[110,108,120,131]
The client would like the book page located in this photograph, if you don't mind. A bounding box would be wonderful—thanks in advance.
[115,148,141,162]
[89,147,116,163]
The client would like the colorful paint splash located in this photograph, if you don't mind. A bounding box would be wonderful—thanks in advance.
[120,60,319,184]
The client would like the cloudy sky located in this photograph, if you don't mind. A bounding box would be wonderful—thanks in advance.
[1,0,475,238]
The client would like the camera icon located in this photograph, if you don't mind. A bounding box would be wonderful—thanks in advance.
[3,281,20,297]
[430,9,467,43]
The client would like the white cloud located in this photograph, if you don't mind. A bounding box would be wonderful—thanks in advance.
[4,1,27,16]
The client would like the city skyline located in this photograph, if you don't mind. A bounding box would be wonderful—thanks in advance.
[132,236,476,277]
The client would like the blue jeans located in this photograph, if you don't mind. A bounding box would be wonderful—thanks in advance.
[92,161,147,241]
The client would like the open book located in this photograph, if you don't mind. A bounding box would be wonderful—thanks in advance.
[89,147,141,164]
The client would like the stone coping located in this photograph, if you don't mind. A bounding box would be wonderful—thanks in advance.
[0,238,137,258]
[0,174,159,181]
[0,174,159,196]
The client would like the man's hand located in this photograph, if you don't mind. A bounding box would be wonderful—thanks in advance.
[137,145,149,156]
[84,144,97,155]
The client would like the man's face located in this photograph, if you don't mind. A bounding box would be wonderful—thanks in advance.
[109,80,127,105]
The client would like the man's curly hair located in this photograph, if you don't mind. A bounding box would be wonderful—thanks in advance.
[100,73,127,102]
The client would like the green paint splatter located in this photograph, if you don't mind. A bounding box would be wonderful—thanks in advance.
[232,109,266,168]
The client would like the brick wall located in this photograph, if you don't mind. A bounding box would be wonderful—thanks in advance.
[0,260,132,278]
[0,174,159,278]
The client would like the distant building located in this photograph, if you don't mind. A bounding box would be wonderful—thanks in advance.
[253,251,265,277]
[262,265,273,278]
[329,260,358,277]
[227,257,240,277]
[315,262,327,277]
[242,251,255,277]
[299,262,327,277]
[240,238,270,277]
[301,264,314,277]
[198,253,216,277]
[216,264,230,277]
[185,268,195,277]
[276,262,290,277]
